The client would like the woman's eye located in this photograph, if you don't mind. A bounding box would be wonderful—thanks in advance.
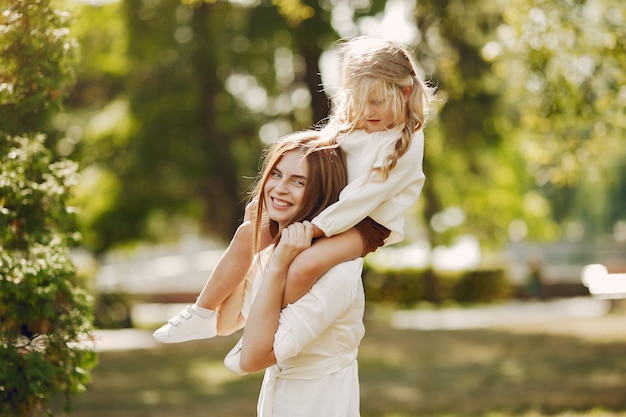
[294,179,306,187]
[271,171,281,178]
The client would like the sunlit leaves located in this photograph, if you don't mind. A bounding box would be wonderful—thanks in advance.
[0,1,96,415]
[0,135,95,416]
[0,0,77,134]
[486,0,626,238]
[273,0,315,27]
[496,0,626,187]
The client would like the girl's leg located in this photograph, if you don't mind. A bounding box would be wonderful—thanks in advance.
[153,201,272,343]
[194,220,255,310]
[152,221,255,343]
[215,277,247,336]
[196,201,274,309]
[281,228,364,307]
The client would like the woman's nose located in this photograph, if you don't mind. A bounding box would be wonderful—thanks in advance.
[274,179,288,193]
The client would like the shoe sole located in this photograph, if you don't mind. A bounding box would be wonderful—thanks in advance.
[152,330,216,344]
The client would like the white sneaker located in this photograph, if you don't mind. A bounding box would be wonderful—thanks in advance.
[152,305,218,343]
[224,337,248,375]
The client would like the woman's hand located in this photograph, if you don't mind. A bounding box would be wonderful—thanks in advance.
[274,221,315,268]
[240,221,314,373]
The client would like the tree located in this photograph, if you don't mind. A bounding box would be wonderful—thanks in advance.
[493,0,626,240]
[65,0,348,252]
[408,0,556,247]
[0,0,96,415]
[63,0,625,255]
[410,0,626,247]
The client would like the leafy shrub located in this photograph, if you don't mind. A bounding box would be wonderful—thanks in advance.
[363,264,511,306]
[94,292,132,329]
[0,135,97,417]
[452,269,512,303]
[0,1,97,415]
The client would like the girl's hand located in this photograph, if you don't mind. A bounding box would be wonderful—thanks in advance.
[274,221,314,267]
[243,199,258,223]
[244,199,273,250]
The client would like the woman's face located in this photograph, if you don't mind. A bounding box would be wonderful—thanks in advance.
[264,149,309,229]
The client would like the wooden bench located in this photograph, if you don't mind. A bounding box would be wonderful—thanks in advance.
[581,264,626,312]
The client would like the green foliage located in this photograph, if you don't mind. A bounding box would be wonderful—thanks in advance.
[363,265,511,307]
[452,268,512,303]
[415,0,626,245]
[0,0,96,415]
[0,0,77,135]
[0,134,97,417]
[63,0,340,252]
[60,0,625,253]
[93,292,132,329]
[492,0,626,237]
[0,135,77,250]
[414,0,561,247]
[0,135,97,417]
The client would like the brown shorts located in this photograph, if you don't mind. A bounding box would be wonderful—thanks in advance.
[354,217,391,257]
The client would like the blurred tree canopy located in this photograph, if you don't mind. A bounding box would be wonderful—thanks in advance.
[57,0,625,254]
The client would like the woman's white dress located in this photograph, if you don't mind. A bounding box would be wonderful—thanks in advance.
[233,249,365,417]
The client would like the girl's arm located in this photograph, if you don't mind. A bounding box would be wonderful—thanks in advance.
[312,129,425,238]
[282,227,363,306]
[239,222,315,372]
[278,131,424,306]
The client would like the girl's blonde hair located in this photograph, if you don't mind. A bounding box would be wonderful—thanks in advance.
[250,131,348,253]
[324,35,433,179]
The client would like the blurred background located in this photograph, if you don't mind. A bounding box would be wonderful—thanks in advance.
[10,0,626,415]
[56,0,625,315]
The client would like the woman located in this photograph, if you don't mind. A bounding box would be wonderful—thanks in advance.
[217,131,366,417]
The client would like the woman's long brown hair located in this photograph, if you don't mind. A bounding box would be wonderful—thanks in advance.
[250,131,348,254]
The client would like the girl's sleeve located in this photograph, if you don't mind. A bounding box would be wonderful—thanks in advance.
[272,258,363,362]
[312,130,425,237]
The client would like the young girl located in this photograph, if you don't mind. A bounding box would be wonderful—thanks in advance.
[217,133,366,417]
[153,34,432,343]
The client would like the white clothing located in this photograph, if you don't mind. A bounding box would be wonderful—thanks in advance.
[312,127,426,246]
[236,248,365,417]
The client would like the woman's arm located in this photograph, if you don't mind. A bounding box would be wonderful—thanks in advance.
[239,222,315,373]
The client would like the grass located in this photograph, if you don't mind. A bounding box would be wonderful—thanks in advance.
[51,306,626,417]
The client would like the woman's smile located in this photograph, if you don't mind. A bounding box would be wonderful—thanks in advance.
[270,197,292,208]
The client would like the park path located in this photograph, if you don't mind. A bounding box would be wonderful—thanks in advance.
[390,296,610,330]
[88,297,611,352]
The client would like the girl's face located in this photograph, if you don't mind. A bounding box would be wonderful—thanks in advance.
[264,149,309,230]
[360,86,412,133]
[362,96,397,133]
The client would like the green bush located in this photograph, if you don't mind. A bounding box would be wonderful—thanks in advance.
[0,1,97,415]
[363,268,425,306]
[363,264,512,307]
[94,293,132,329]
[0,135,97,417]
[452,269,512,303]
